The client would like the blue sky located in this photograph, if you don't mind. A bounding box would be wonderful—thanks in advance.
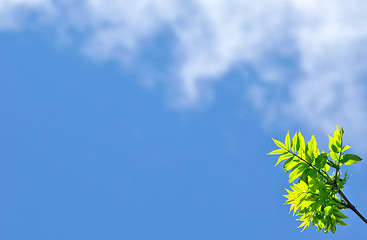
[1,1,367,239]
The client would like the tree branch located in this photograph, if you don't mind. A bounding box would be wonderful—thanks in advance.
[338,190,367,224]
[288,151,331,181]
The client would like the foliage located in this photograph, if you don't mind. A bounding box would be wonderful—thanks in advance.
[268,126,364,233]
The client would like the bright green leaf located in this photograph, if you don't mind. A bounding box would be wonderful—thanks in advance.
[307,136,317,152]
[329,152,339,162]
[315,153,327,170]
[285,131,291,150]
[334,126,339,139]
[324,206,332,217]
[275,152,293,166]
[291,133,298,152]
[333,211,348,219]
[335,219,348,226]
[341,145,350,152]
[341,154,362,165]
[323,162,330,173]
[272,138,287,149]
[268,126,354,234]
[328,136,340,153]
[331,144,339,153]
[289,163,309,183]
[267,148,287,155]
[283,157,299,171]
[298,131,305,152]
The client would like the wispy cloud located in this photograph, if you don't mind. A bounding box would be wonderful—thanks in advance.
[2,0,367,150]
[0,0,53,30]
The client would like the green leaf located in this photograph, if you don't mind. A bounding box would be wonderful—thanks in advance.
[285,131,291,150]
[298,216,312,232]
[267,148,287,155]
[272,138,287,149]
[329,152,339,162]
[298,131,305,152]
[315,153,327,170]
[299,169,316,184]
[335,219,348,226]
[303,169,317,181]
[333,211,348,219]
[324,206,332,217]
[328,136,340,153]
[331,144,339,153]
[323,162,330,173]
[341,154,362,165]
[334,126,343,146]
[275,152,293,166]
[341,145,350,152]
[305,136,317,164]
[268,126,353,234]
[341,172,350,186]
[289,163,309,183]
[283,157,299,171]
[291,133,298,152]
[308,136,317,152]
[310,199,323,211]
[334,125,340,139]
[331,225,336,234]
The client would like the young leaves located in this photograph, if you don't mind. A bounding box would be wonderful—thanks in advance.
[341,154,362,165]
[268,126,365,233]
[288,163,309,183]
[314,153,328,171]
[267,132,293,167]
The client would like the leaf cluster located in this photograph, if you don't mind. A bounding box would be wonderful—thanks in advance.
[268,126,362,233]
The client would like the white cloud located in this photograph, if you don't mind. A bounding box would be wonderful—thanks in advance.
[285,0,367,151]
[2,0,367,149]
[0,0,53,30]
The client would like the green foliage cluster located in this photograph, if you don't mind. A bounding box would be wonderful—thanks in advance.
[268,126,363,233]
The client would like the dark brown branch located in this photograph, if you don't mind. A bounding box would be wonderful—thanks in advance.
[338,190,367,224]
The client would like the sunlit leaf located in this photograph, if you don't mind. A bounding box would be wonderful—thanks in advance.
[285,131,291,150]
[333,211,348,219]
[289,163,309,183]
[323,162,330,173]
[315,153,327,170]
[283,157,299,171]
[272,138,287,149]
[341,154,362,165]
[328,136,340,153]
[341,145,350,152]
[324,206,332,216]
[268,126,361,234]
[275,152,293,166]
[291,133,298,152]
[335,219,348,225]
[298,131,305,152]
[329,152,339,162]
[267,148,286,155]
[299,169,317,184]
